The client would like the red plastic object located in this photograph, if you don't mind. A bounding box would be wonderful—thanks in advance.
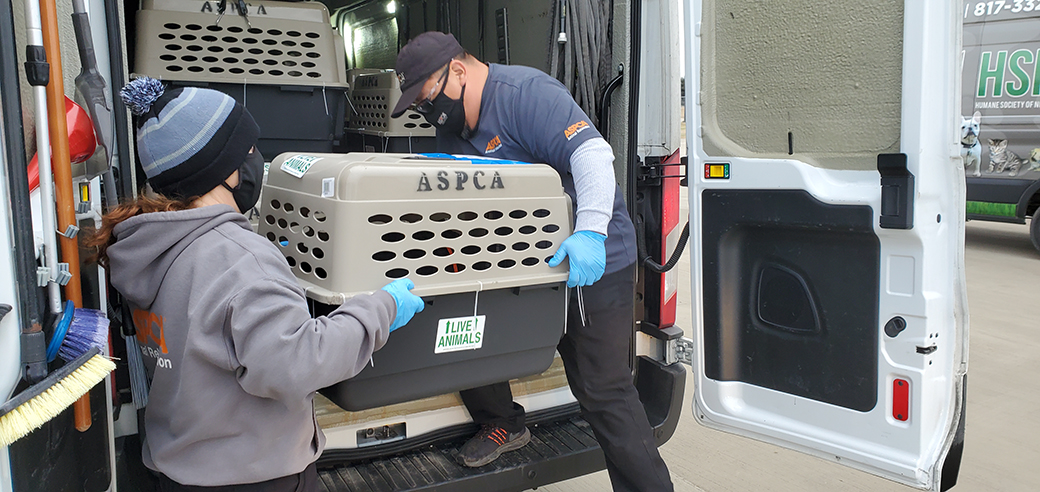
[28,95,97,192]
[893,378,910,422]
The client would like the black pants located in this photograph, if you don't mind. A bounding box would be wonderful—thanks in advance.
[459,264,673,492]
[156,463,319,492]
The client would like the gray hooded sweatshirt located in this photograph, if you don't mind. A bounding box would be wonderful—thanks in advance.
[107,205,395,486]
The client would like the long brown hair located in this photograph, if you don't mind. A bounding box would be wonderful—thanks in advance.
[85,194,195,268]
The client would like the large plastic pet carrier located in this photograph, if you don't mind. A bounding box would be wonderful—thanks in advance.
[134,0,348,158]
[258,153,572,410]
[344,71,437,153]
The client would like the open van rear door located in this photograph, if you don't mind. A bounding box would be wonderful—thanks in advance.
[686,1,968,490]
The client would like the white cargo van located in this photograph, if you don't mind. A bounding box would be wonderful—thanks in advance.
[0,1,968,491]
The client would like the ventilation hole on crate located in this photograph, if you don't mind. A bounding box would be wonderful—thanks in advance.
[488,243,506,253]
[282,40,297,47]
[307,52,321,58]
[188,66,204,73]
[263,39,277,46]
[404,249,426,259]
[312,248,324,259]
[468,228,488,238]
[243,38,257,44]
[315,268,327,279]
[498,259,516,269]
[288,71,302,77]
[271,199,281,209]
[413,231,434,241]
[303,226,314,237]
[416,266,438,276]
[222,36,238,43]
[522,257,540,266]
[181,55,198,62]
[160,54,177,61]
[269,49,283,56]
[164,23,181,29]
[373,251,396,261]
[430,212,451,222]
[512,242,530,251]
[288,51,302,57]
[248,28,263,34]
[266,231,276,241]
[543,224,560,233]
[445,263,466,273]
[269,69,283,76]
[159,33,175,40]
[227,26,243,33]
[283,60,297,67]
[202,35,217,42]
[187,45,203,51]
[301,41,316,48]
[263,59,277,65]
[306,32,320,38]
[297,243,309,255]
[186,24,202,30]
[165,44,182,51]
[433,247,454,257]
[485,210,503,220]
[509,210,528,219]
[207,46,223,52]
[317,231,330,241]
[249,68,264,75]
[408,113,421,119]
[202,56,218,63]
[167,65,183,72]
[368,214,392,225]
[420,123,433,128]
[442,229,463,239]
[180,34,197,41]
[302,61,316,68]
[224,57,239,64]
[209,67,224,73]
[248,47,264,54]
[381,232,405,243]
[287,30,301,37]
[536,240,553,249]
[289,222,300,233]
[244,58,258,64]
[206,25,222,32]
[283,202,294,213]
[277,218,288,229]
[457,211,478,221]
[229,67,244,74]
[278,236,289,246]
[300,262,312,273]
[404,123,417,128]
[461,245,481,255]
[307,72,322,79]
[228,46,243,53]
[400,213,422,223]
[313,211,327,222]
[267,29,283,35]
[298,207,310,218]
[386,268,409,279]
[495,226,513,236]
[473,261,492,271]
[519,225,537,235]
[286,256,296,267]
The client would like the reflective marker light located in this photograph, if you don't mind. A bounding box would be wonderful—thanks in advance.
[704,163,730,179]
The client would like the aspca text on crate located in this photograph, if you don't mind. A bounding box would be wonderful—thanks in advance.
[417,170,504,192]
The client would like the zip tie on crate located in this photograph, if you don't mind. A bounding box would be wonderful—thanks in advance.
[577,286,587,327]
[322,81,329,117]
[472,280,484,320]
[242,79,247,108]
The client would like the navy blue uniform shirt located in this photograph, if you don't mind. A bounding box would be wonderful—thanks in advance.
[436,64,636,272]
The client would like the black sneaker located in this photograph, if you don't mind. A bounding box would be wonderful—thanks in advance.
[456,425,532,467]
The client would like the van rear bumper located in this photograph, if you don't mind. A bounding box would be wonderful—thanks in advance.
[316,356,687,492]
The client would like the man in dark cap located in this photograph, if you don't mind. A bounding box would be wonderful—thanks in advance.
[392,32,673,492]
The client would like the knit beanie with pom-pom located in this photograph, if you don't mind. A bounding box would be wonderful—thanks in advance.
[119,77,260,199]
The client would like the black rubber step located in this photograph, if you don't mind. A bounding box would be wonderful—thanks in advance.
[316,416,606,492]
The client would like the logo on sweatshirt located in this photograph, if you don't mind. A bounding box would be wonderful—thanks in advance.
[564,120,590,141]
[134,309,174,370]
[485,135,502,154]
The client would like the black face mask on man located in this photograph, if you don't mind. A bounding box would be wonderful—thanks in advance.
[222,150,265,214]
[424,83,475,139]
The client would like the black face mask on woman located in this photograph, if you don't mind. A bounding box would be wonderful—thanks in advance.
[223,150,265,214]
[424,84,474,139]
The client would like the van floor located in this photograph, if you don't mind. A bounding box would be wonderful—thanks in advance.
[316,415,604,492]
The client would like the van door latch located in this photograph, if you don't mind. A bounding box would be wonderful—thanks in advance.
[877,153,915,229]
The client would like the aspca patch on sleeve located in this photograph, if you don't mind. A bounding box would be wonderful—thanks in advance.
[485,135,502,154]
[564,120,590,141]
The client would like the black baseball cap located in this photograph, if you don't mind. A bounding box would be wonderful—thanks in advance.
[391,31,465,118]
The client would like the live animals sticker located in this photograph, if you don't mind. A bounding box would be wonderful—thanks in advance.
[434,315,485,354]
[280,155,322,178]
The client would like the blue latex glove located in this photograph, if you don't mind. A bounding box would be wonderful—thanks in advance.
[380,278,425,332]
[548,231,607,288]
